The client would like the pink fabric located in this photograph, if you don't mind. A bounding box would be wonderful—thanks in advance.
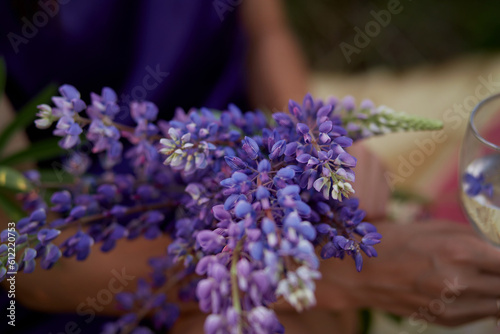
[428,152,468,223]
[429,119,500,223]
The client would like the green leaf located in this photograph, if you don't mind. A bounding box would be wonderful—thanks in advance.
[0,84,57,156]
[385,313,403,324]
[359,309,372,334]
[0,166,32,192]
[391,189,430,204]
[0,137,63,166]
[0,191,25,221]
[38,168,74,184]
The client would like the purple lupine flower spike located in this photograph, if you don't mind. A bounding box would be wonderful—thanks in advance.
[4,85,443,333]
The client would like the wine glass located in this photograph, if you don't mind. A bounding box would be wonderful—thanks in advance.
[459,93,500,246]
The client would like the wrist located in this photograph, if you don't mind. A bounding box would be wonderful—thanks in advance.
[314,259,365,311]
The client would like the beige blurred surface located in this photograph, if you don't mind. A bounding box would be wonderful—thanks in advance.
[312,53,500,333]
[312,53,500,197]
[2,53,500,333]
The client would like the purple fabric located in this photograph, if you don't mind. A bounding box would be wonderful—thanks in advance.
[0,292,117,333]
[0,1,248,332]
[0,0,248,116]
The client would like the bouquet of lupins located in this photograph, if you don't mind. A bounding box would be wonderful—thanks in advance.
[0,85,442,334]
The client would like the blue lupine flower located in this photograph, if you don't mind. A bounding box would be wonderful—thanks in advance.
[8,86,444,333]
[37,229,61,246]
[40,243,62,269]
[87,87,120,120]
[463,172,493,198]
[196,230,225,254]
[130,101,159,122]
[53,116,82,149]
[242,136,260,160]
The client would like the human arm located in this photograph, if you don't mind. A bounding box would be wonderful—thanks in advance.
[314,142,500,326]
[0,1,306,318]
[0,217,176,315]
[308,137,500,327]
[0,99,183,315]
[316,220,500,326]
[241,0,309,110]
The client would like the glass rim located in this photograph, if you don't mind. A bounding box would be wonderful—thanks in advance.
[470,93,500,151]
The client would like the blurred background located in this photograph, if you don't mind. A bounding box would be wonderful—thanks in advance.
[279,0,500,199]
[1,1,500,333]
[285,0,500,72]
[284,3,500,332]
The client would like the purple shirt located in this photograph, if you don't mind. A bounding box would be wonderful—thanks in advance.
[1,0,248,115]
[0,1,248,332]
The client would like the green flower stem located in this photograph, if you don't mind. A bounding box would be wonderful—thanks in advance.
[76,200,176,227]
[231,238,244,334]
[122,269,187,334]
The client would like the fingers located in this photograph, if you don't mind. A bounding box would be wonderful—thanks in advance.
[411,222,500,275]
[370,291,499,327]
[384,287,499,327]
[330,220,500,329]
[465,272,500,297]
[466,237,500,275]
[412,270,500,327]
[415,267,500,299]
[369,291,431,316]
[431,297,500,327]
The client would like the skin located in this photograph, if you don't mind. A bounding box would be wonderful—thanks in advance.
[2,1,500,333]
[317,221,500,327]
[241,0,309,111]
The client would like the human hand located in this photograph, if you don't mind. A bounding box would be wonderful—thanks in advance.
[1,223,172,315]
[348,142,390,221]
[316,220,500,327]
